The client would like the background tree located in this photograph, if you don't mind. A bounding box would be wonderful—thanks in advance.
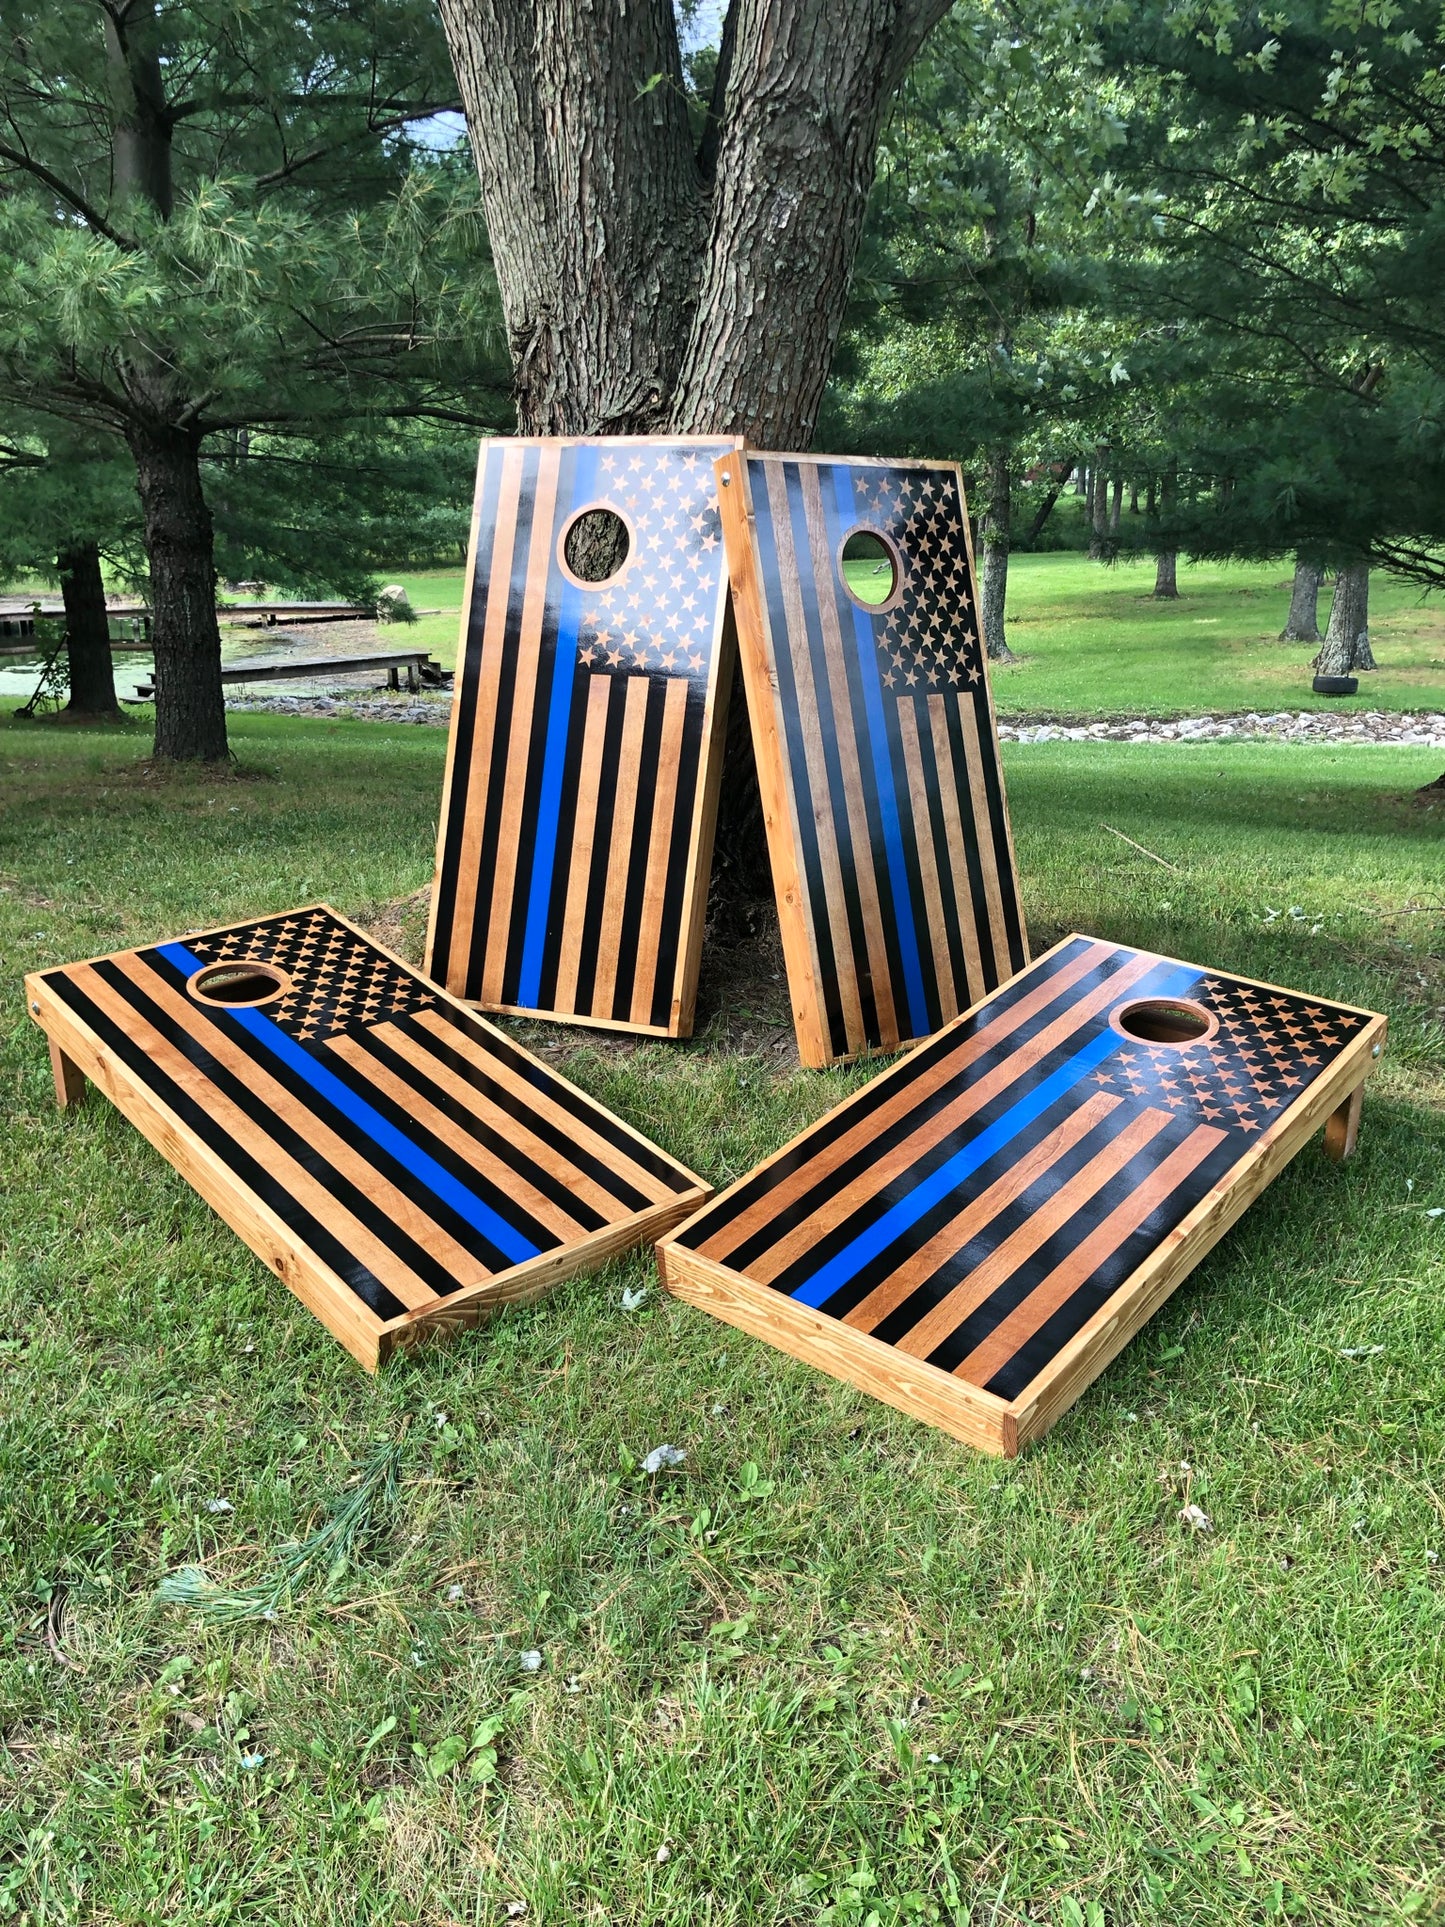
[0,0,504,761]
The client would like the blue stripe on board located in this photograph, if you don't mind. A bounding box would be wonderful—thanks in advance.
[828,464,930,1039]
[788,958,1201,1310]
[515,443,599,1007]
[158,942,540,1264]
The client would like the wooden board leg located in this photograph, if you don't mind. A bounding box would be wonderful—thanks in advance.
[49,1039,87,1109]
[1323,1083,1363,1163]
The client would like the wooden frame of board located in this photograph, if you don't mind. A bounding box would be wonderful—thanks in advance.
[27,904,710,1371]
[425,435,743,1039]
[658,934,1386,1455]
[715,448,1029,1069]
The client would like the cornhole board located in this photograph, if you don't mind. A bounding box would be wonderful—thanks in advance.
[714,449,1029,1068]
[658,934,1385,1454]
[426,435,742,1038]
[27,905,709,1370]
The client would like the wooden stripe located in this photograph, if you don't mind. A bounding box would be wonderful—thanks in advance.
[892,1107,1176,1361]
[841,1092,1124,1332]
[928,694,987,1006]
[953,1123,1229,1385]
[409,1006,679,1205]
[800,462,900,1048]
[76,963,442,1311]
[590,674,652,1018]
[630,674,690,1025]
[481,443,562,1006]
[957,695,1013,987]
[701,945,1155,1268]
[445,446,526,996]
[553,673,613,1014]
[765,461,865,1053]
[325,1030,593,1241]
[358,1018,635,1223]
[115,953,514,1285]
[896,699,957,1026]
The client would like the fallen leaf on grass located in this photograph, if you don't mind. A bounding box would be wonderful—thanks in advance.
[1179,1504,1214,1533]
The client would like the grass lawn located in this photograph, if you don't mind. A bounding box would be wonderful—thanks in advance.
[382,555,1445,720]
[2,709,1443,1926]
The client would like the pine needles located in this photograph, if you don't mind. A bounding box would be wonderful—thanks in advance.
[156,1441,405,1625]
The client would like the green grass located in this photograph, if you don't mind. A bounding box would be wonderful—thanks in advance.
[2,709,1443,1925]
[377,554,1445,718]
[992,555,1445,718]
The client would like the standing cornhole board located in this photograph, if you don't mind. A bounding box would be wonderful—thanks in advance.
[659,935,1385,1454]
[27,906,708,1370]
[715,449,1028,1068]
[427,435,742,1038]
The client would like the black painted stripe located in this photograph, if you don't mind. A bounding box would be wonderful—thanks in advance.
[46,970,411,1321]
[501,441,582,1005]
[909,691,971,1008]
[535,653,596,1013]
[611,672,668,1021]
[648,676,707,1030]
[573,671,629,1017]
[334,1021,609,1233]
[465,443,541,1001]
[980,1140,1238,1399]
[135,952,537,1273]
[940,687,1001,991]
[673,938,1118,1250]
[749,458,847,1060]
[430,443,505,977]
[968,680,1028,974]
[418,999,693,1195]
[782,460,881,1049]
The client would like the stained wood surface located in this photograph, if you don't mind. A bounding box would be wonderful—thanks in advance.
[28,904,709,1370]
[716,450,1028,1068]
[659,935,1386,1452]
[426,436,741,1038]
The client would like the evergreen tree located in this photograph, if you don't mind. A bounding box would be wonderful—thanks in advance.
[0,0,503,761]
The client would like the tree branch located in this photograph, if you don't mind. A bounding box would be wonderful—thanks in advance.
[0,141,134,248]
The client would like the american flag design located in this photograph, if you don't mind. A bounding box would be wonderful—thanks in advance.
[717,452,1028,1068]
[35,907,706,1367]
[426,437,739,1036]
[664,937,1377,1422]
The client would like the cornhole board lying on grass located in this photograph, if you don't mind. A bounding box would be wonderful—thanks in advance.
[658,935,1385,1455]
[427,435,742,1038]
[27,905,708,1370]
[714,449,1029,1068]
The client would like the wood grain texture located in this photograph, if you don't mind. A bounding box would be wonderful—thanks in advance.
[29,903,709,1370]
[426,436,740,1038]
[658,935,1385,1452]
[717,449,1029,1068]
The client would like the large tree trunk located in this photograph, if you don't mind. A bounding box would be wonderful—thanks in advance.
[980,445,1015,663]
[1279,557,1322,642]
[1109,473,1123,535]
[437,0,952,444]
[57,540,120,717]
[1314,563,1375,676]
[1153,550,1178,598]
[127,422,227,761]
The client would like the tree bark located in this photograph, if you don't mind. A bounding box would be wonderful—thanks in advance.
[1152,550,1178,598]
[980,445,1015,663]
[1314,562,1375,675]
[127,422,228,760]
[1109,473,1123,535]
[57,540,120,717]
[1279,556,1322,642]
[437,0,953,444]
[1088,453,1110,559]
[1025,466,1069,546]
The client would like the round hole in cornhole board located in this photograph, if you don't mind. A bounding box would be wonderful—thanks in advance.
[558,505,632,587]
[186,960,292,1008]
[1110,997,1218,1046]
[838,526,903,610]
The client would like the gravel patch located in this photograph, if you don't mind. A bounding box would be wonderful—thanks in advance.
[999,709,1445,748]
